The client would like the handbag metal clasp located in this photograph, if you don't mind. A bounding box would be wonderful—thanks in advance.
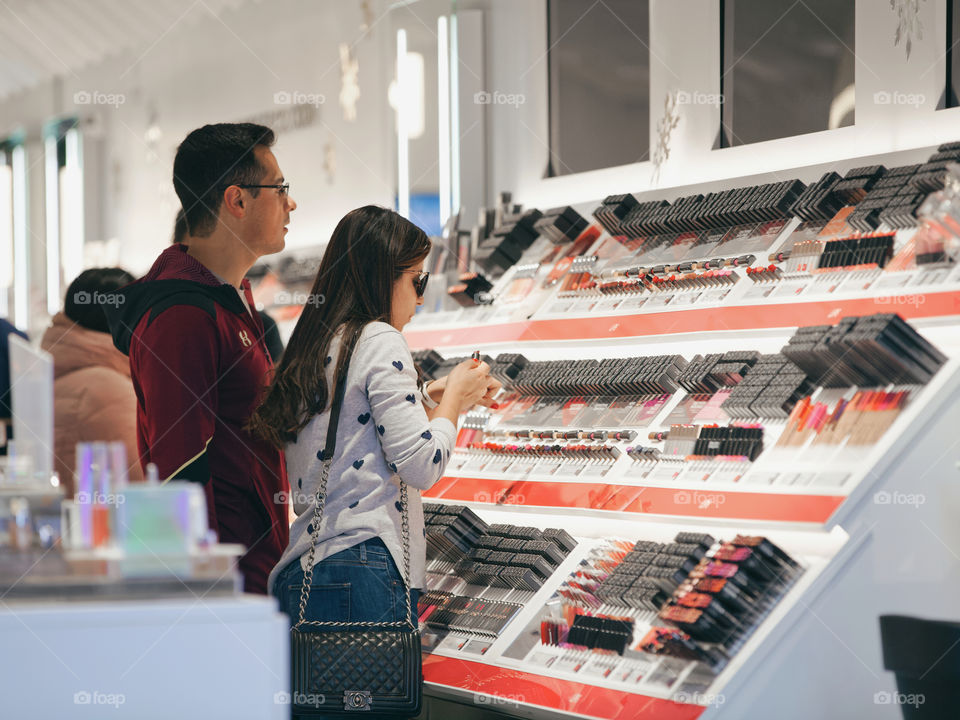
[343,690,372,711]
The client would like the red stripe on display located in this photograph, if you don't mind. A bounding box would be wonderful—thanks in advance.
[405,290,960,349]
[422,655,705,719]
[423,475,846,523]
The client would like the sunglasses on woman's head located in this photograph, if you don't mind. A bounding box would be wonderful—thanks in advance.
[400,269,430,297]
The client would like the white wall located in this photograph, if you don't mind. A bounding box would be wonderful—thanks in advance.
[0,0,401,335]
[461,0,960,211]
[4,0,960,333]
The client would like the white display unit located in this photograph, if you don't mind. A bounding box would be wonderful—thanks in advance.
[407,159,960,718]
[0,594,290,719]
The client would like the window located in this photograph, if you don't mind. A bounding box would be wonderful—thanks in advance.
[0,137,27,328]
[720,0,855,147]
[547,0,650,176]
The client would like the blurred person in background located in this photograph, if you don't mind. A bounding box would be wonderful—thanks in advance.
[0,317,28,456]
[41,268,143,494]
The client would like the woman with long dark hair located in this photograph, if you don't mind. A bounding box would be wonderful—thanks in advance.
[250,205,496,637]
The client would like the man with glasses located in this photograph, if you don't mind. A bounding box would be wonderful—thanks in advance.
[105,123,296,594]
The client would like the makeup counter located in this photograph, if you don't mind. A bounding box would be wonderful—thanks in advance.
[400,143,960,719]
[0,443,289,719]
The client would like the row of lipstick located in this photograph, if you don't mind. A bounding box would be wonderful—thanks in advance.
[744,265,784,283]
[464,441,622,463]
[418,590,523,638]
[560,254,759,297]
[551,535,800,669]
[776,389,909,448]
[598,269,741,295]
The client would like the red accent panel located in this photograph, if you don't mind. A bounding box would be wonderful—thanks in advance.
[422,655,705,720]
[429,476,845,524]
[407,321,529,349]
[405,290,960,349]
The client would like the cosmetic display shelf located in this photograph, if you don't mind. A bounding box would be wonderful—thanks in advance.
[415,147,960,718]
[419,506,849,720]
[406,230,960,352]
[408,166,960,353]
[423,356,960,528]
[420,380,960,719]
[405,282,960,351]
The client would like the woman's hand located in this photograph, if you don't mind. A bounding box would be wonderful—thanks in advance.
[424,376,446,405]
[444,359,492,414]
[474,375,502,409]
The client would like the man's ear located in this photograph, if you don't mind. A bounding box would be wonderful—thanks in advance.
[221,186,246,219]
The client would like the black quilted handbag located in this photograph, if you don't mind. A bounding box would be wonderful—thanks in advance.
[290,330,422,717]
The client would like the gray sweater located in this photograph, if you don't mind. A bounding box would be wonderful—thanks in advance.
[268,321,456,594]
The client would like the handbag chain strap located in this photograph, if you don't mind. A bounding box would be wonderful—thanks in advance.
[295,327,414,631]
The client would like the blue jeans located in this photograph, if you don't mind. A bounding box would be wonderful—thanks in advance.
[273,536,420,628]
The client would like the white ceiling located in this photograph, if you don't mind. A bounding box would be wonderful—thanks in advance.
[0,0,258,100]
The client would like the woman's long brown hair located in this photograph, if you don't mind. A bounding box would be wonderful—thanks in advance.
[248,205,431,448]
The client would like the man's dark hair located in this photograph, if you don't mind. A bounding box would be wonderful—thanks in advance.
[172,123,276,237]
[65,268,136,333]
[172,208,187,244]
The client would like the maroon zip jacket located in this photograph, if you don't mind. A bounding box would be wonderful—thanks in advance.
[105,245,288,594]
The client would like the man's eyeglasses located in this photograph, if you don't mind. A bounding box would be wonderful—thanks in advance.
[400,270,430,297]
[235,183,290,197]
